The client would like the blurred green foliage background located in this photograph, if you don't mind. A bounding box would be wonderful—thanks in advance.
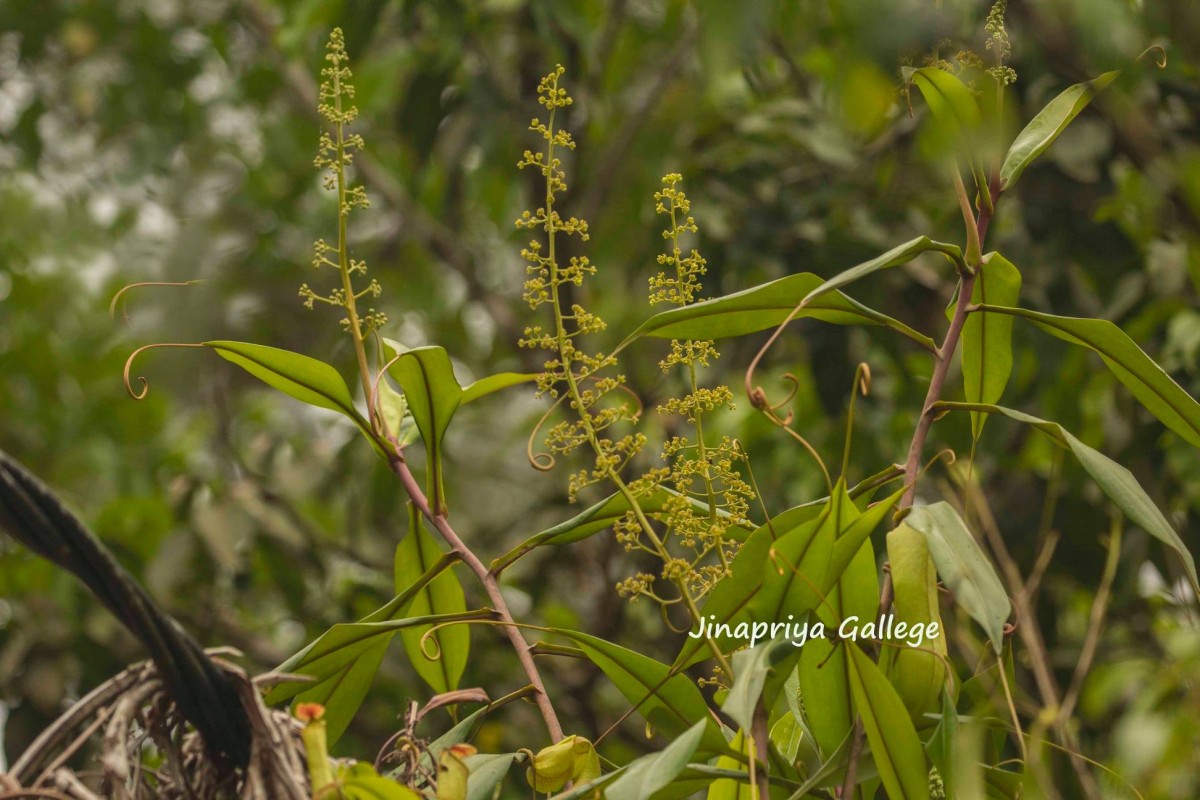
[1,0,1199,795]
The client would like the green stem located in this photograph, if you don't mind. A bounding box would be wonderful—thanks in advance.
[331,66,374,405]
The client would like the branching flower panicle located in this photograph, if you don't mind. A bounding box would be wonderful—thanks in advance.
[517,74,740,679]
[648,176,705,306]
[299,29,386,390]
[984,0,1017,87]
[616,176,753,604]
[919,0,1016,93]
[516,67,642,501]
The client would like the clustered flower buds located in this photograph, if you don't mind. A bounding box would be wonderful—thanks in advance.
[985,0,1017,86]
[617,176,752,604]
[299,28,385,338]
[517,67,642,500]
[516,72,753,652]
[917,1,1017,93]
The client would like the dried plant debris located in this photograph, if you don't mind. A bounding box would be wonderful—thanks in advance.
[1,657,309,800]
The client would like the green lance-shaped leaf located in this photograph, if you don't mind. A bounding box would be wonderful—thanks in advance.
[545,629,728,754]
[985,764,1024,799]
[722,639,803,734]
[460,372,538,403]
[490,488,754,575]
[705,731,755,800]
[826,486,905,584]
[770,712,804,766]
[265,556,479,743]
[954,253,1021,438]
[619,271,936,353]
[904,502,1010,654]
[936,401,1199,593]
[845,643,931,800]
[206,341,373,435]
[672,521,786,672]
[461,753,522,800]
[978,305,1200,448]
[800,487,878,759]
[903,65,983,130]
[395,504,469,695]
[798,630,849,763]
[376,373,410,443]
[292,642,389,748]
[383,341,538,513]
[437,746,471,800]
[884,522,947,723]
[751,482,856,627]
[674,485,901,673]
[604,720,707,800]
[418,689,537,768]
[902,66,987,182]
[384,343,463,514]
[335,762,423,800]
[273,608,491,746]
[265,553,463,701]
[925,689,958,797]
[800,236,965,312]
[1000,70,1121,190]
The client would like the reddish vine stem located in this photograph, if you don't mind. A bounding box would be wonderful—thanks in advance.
[384,453,564,743]
[839,174,998,798]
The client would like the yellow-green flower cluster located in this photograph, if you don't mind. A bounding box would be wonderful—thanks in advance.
[514,74,751,627]
[984,0,1017,86]
[649,175,706,306]
[298,28,387,337]
[516,67,642,501]
[615,175,753,603]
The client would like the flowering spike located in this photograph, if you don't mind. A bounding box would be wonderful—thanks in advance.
[301,28,382,350]
[622,175,754,602]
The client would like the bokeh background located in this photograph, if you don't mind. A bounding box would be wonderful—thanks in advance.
[1,0,1199,795]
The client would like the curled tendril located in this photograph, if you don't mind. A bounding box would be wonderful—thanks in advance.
[526,393,569,471]
[842,362,874,478]
[1002,602,1020,637]
[659,599,692,635]
[611,380,645,421]
[1137,43,1167,69]
[778,423,832,495]
[525,373,639,472]
[751,377,832,496]
[744,286,817,414]
[922,447,957,477]
[771,374,801,419]
[747,373,799,420]
[109,280,204,322]
[122,343,205,400]
[855,362,872,396]
[374,729,414,773]
[418,627,444,662]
